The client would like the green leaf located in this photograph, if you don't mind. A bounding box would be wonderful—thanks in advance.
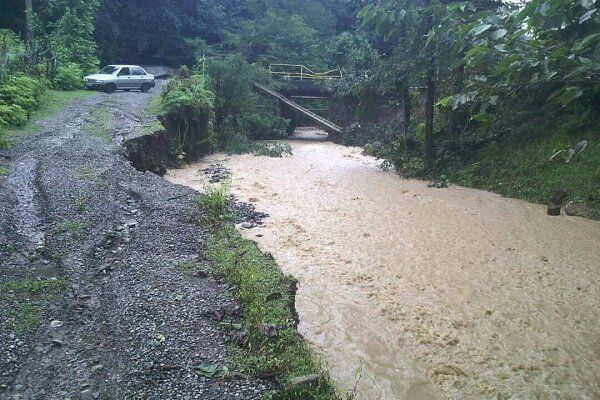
[489,29,507,40]
[425,28,436,47]
[572,33,600,51]
[192,364,220,378]
[579,9,597,24]
[471,23,492,36]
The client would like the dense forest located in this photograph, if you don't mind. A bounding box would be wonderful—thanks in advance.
[1,0,599,215]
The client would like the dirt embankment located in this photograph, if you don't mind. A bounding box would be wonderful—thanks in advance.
[0,87,271,399]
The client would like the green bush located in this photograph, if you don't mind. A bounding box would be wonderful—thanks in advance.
[0,103,27,126]
[0,74,44,116]
[160,71,216,160]
[53,63,84,90]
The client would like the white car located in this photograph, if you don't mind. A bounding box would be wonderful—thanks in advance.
[84,65,156,93]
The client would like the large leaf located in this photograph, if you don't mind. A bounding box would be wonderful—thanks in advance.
[489,29,507,40]
[572,33,600,51]
[579,9,597,24]
[470,23,492,36]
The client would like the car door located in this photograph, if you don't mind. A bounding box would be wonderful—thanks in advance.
[129,67,145,88]
[116,67,131,89]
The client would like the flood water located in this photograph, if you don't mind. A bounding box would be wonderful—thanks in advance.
[166,133,600,399]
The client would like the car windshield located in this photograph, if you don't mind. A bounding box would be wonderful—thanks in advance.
[98,66,119,74]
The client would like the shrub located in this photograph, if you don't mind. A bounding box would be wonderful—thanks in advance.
[160,71,216,160]
[0,103,27,126]
[53,63,84,90]
[0,73,44,120]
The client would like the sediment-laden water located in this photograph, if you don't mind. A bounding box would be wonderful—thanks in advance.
[167,137,600,399]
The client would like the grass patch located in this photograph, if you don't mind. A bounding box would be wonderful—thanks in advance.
[198,182,340,399]
[76,164,105,185]
[176,261,201,273]
[83,107,111,142]
[440,133,600,219]
[50,219,86,234]
[0,164,8,177]
[5,90,93,137]
[0,278,70,335]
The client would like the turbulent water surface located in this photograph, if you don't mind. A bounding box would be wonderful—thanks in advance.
[167,134,600,399]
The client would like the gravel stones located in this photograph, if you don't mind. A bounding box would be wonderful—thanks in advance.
[0,86,272,399]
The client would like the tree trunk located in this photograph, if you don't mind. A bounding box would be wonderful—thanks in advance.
[450,63,464,135]
[425,69,435,167]
[403,86,411,138]
[423,0,436,168]
[25,0,33,52]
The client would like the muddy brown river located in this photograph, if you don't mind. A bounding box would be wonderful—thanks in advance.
[167,136,600,399]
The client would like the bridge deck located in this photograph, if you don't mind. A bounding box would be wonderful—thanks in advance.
[254,83,343,134]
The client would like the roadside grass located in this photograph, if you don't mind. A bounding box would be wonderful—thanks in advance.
[441,132,600,219]
[0,164,8,177]
[5,90,93,137]
[197,183,341,399]
[0,278,70,335]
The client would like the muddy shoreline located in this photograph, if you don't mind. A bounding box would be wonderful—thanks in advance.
[0,88,272,399]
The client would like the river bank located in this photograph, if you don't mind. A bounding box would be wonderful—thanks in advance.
[167,138,600,400]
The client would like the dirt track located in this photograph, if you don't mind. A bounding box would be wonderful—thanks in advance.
[0,87,269,399]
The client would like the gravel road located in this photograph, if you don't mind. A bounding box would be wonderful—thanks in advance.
[0,85,271,399]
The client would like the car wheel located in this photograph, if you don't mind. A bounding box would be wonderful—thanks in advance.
[140,83,150,93]
[105,83,116,94]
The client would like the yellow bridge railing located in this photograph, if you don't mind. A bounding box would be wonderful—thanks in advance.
[269,64,342,81]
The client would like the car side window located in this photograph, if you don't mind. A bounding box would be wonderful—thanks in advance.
[118,67,130,76]
[131,68,144,76]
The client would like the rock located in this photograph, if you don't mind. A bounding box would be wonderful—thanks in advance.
[565,202,590,218]
[80,389,93,400]
[362,143,375,156]
[125,219,138,228]
[91,364,103,373]
[433,364,467,376]
[195,270,208,279]
[51,339,64,346]
[261,324,278,338]
[241,222,254,229]
[547,205,561,216]
[290,374,321,387]
[547,188,568,216]
[50,320,64,328]
[14,384,24,391]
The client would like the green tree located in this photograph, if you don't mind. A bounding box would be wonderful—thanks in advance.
[47,0,99,72]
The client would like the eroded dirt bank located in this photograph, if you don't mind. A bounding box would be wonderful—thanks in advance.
[0,87,270,399]
[167,139,600,399]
